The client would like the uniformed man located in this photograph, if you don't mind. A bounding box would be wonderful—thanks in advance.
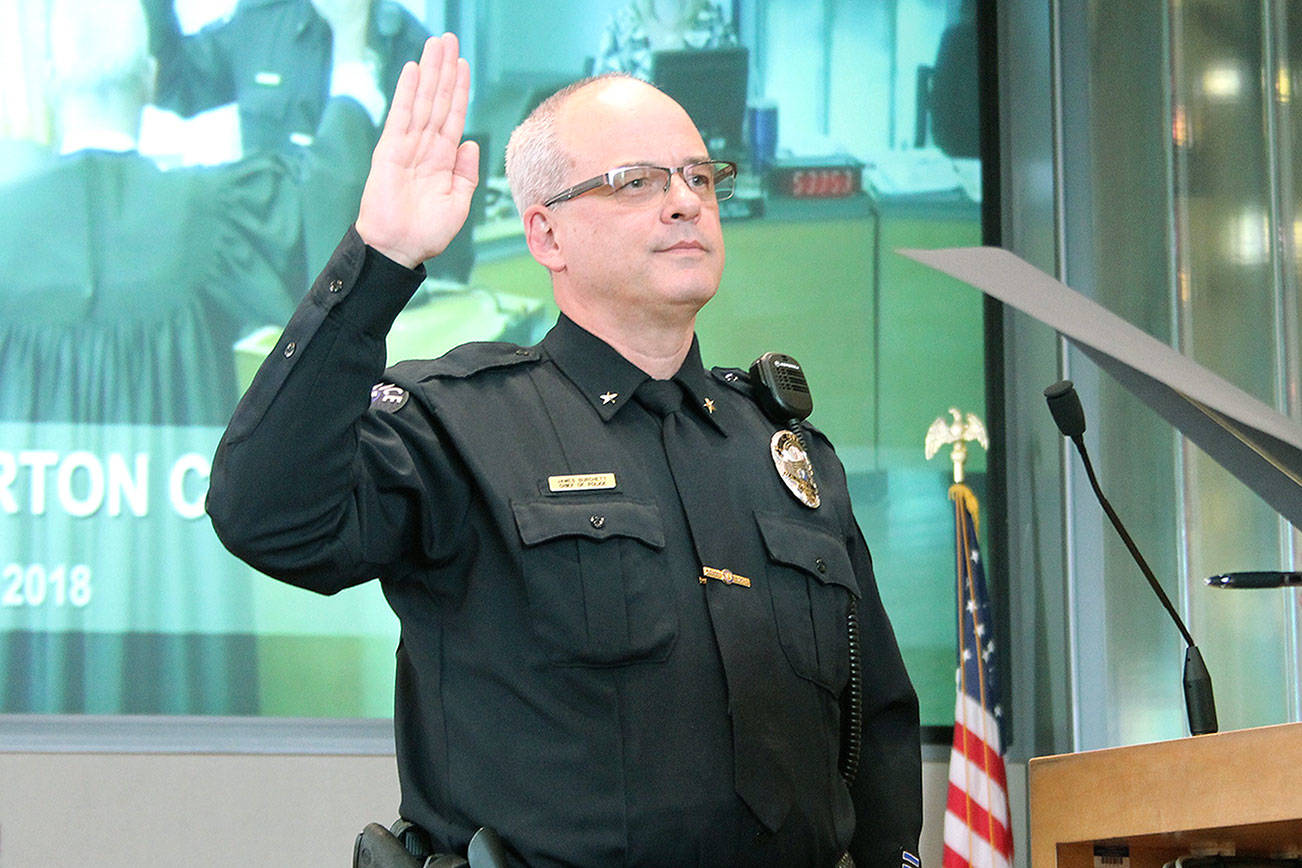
[207,33,922,867]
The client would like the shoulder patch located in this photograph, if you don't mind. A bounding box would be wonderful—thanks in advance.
[369,382,409,412]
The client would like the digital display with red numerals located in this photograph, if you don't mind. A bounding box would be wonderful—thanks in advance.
[776,167,861,198]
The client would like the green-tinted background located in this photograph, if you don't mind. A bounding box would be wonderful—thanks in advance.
[2,0,987,730]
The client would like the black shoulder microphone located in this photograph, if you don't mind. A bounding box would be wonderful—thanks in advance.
[1043,380,1218,736]
[749,352,814,427]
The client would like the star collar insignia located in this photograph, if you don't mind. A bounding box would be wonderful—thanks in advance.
[703,397,716,414]
[600,391,618,405]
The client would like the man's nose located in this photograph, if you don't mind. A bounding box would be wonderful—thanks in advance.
[662,172,703,221]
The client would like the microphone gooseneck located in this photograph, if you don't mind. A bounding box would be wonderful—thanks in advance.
[1043,380,1218,735]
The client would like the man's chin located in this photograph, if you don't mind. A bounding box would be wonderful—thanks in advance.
[661,265,723,302]
[670,284,718,312]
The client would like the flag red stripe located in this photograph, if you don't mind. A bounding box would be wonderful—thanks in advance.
[951,719,1009,792]
[942,843,974,868]
[946,781,1014,853]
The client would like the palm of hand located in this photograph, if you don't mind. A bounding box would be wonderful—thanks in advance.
[356,34,479,268]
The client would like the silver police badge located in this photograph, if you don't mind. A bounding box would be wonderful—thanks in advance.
[770,429,819,508]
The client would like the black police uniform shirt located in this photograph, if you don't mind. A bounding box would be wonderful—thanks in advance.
[207,228,923,867]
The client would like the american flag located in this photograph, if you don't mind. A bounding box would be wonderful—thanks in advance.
[942,484,1014,868]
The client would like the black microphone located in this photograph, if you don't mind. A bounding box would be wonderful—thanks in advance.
[1043,380,1218,736]
[1043,380,1087,440]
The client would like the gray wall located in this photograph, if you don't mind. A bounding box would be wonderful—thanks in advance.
[0,750,1026,866]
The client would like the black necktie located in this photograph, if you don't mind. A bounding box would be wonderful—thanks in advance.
[634,378,684,418]
[634,378,794,833]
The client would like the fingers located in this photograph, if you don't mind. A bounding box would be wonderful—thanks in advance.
[424,32,462,139]
[443,57,471,143]
[407,35,446,134]
[407,32,465,136]
[377,33,470,167]
[382,60,419,142]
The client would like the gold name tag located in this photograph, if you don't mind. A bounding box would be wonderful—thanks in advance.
[547,472,617,492]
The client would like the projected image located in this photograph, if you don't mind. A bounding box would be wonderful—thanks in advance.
[1,0,984,723]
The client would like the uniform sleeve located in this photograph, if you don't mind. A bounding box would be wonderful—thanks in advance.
[206,228,469,593]
[846,522,924,865]
[141,0,237,120]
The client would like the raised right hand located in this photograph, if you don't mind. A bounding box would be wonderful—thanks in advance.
[355,33,479,269]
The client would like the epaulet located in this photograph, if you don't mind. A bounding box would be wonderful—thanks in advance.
[370,344,540,413]
[413,341,542,380]
[710,366,754,398]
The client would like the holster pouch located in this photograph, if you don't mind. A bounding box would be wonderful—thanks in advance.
[466,826,509,867]
[354,820,508,868]
[353,823,428,868]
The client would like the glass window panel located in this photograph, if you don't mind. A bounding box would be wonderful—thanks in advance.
[1059,0,1301,747]
[1171,0,1294,732]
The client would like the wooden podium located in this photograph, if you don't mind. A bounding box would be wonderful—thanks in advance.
[1029,722,1302,867]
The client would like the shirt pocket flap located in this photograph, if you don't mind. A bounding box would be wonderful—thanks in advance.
[755,511,859,597]
[512,498,666,549]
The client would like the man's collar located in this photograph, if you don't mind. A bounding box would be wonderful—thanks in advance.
[541,315,727,433]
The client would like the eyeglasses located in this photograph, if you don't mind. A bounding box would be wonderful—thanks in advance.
[542,160,738,208]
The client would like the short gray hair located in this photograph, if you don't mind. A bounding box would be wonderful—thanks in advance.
[504,73,641,215]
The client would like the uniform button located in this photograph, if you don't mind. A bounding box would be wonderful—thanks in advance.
[283,341,297,358]
[328,278,343,293]
[815,557,827,573]
[589,515,606,529]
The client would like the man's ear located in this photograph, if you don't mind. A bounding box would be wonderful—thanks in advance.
[522,205,565,273]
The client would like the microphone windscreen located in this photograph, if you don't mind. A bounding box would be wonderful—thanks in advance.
[1044,380,1087,438]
